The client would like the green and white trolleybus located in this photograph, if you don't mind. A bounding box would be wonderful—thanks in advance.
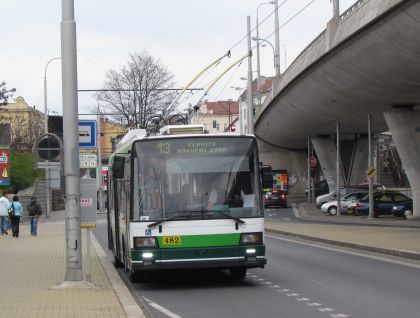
[107,125,266,282]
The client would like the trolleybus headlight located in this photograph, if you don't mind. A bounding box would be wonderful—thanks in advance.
[240,232,262,245]
[246,248,256,254]
[142,252,154,259]
[133,237,157,248]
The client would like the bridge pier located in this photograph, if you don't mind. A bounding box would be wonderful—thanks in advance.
[384,109,420,219]
[311,136,370,192]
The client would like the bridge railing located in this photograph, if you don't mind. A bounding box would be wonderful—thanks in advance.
[340,0,367,19]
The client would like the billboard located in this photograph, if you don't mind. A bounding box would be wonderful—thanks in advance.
[0,147,11,186]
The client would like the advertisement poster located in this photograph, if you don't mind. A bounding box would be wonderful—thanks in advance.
[0,148,11,186]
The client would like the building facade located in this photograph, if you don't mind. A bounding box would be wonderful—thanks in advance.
[191,100,239,133]
[0,96,45,150]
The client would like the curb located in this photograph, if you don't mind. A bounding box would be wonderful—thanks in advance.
[265,227,420,261]
[91,234,146,318]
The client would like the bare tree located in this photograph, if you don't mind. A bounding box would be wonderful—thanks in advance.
[0,110,44,151]
[98,51,177,128]
[0,81,16,106]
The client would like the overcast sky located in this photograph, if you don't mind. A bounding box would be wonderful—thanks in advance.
[2,0,355,117]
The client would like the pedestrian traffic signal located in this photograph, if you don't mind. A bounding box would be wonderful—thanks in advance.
[230,124,236,132]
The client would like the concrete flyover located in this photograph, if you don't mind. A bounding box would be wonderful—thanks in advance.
[255,0,420,217]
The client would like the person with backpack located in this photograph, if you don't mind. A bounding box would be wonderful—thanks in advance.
[8,196,23,238]
[27,196,42,236]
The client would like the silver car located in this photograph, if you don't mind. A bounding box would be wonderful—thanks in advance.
[320,191,368,215]
[316,183,385,208]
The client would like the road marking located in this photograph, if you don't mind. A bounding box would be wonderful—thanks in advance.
[306,302,322,307]
[318,307,334,312]
[266,234,420,269]
[331,314,349,318]
[143,297,182,318]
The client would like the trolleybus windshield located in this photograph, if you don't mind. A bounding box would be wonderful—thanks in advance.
[132,137,262,222]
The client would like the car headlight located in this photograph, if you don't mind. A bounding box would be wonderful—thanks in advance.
[240,232,262,245]
[392,206,403,211]
[133,237,157,248]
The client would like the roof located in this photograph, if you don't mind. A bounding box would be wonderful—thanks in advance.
[240,76,274,100]
[204,101,239,115]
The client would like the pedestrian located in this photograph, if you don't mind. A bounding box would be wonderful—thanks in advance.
[8,196,23,238]
[0,191,10,235]
[27,196,42,236]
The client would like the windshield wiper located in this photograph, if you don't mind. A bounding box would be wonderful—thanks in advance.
[147,214,192,228]
[208,210,245,224]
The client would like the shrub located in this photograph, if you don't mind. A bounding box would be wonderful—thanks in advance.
[4,151,43,193]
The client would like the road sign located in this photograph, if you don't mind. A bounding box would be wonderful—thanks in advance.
[0,148,11,186]
[79,154,97,168]
[79,120,96,148]
[367,167,376,177]
[309,156,318,168]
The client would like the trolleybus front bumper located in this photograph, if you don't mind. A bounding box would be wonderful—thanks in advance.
[131,245,266,271]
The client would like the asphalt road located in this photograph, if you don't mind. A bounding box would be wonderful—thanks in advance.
[94,208,420,318]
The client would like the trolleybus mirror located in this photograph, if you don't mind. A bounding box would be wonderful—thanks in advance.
[261,165,273,189]
[112,156,125,178]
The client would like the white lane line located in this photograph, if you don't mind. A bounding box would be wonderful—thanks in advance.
[331,314,349,318]
[273,285,281,288]
[143,297,182,318]
[285,293,300,297]
[296,298,310,302]
[266,234,420,270]
[318,307,334,312]
[306,302,322,307]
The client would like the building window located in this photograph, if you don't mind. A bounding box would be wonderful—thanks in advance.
[213,120,217,128]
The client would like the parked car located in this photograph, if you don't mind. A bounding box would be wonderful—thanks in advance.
[264,189,287,208]
[320,191,369,216]
[391,201,413,218]
[315,183,385,208]
[353,191,412,218]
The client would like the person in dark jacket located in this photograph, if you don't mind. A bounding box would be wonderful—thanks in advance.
[8,196,23,238]
[27,196,43,236]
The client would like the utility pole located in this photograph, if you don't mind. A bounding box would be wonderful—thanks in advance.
[274,0,281,78]
[336,122,341,215]
[333,0,340,19]
[368,113,374,219]
[61,0,83,282]
[247,16,254,134]
[97,101,104,213]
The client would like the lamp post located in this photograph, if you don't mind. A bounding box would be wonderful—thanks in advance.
[252,37,276,69]
[43,56,61,219]
[256,1,275,108]
[44,57,61,133]
[274,0,281,79]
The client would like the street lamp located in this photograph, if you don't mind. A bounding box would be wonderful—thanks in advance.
[256,1,275,107]
[43,56,61,220]
[44,57,61,133]
[252,37,276,69]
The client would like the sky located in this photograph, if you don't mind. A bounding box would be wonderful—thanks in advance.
[2,0,355,118]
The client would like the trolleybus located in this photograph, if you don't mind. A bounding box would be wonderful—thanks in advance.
[107,125,267,282]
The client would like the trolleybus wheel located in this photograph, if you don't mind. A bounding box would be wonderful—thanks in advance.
[114,256,123,268]
[129,269,145,283]
[230,267,247,280]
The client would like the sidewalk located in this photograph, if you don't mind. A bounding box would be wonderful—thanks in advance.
[265,202,420,260]
[0,211,144,318]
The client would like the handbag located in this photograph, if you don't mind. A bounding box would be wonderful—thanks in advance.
[8,203,15,217]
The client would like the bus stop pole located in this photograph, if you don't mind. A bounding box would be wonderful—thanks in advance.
[86,228,91,282]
